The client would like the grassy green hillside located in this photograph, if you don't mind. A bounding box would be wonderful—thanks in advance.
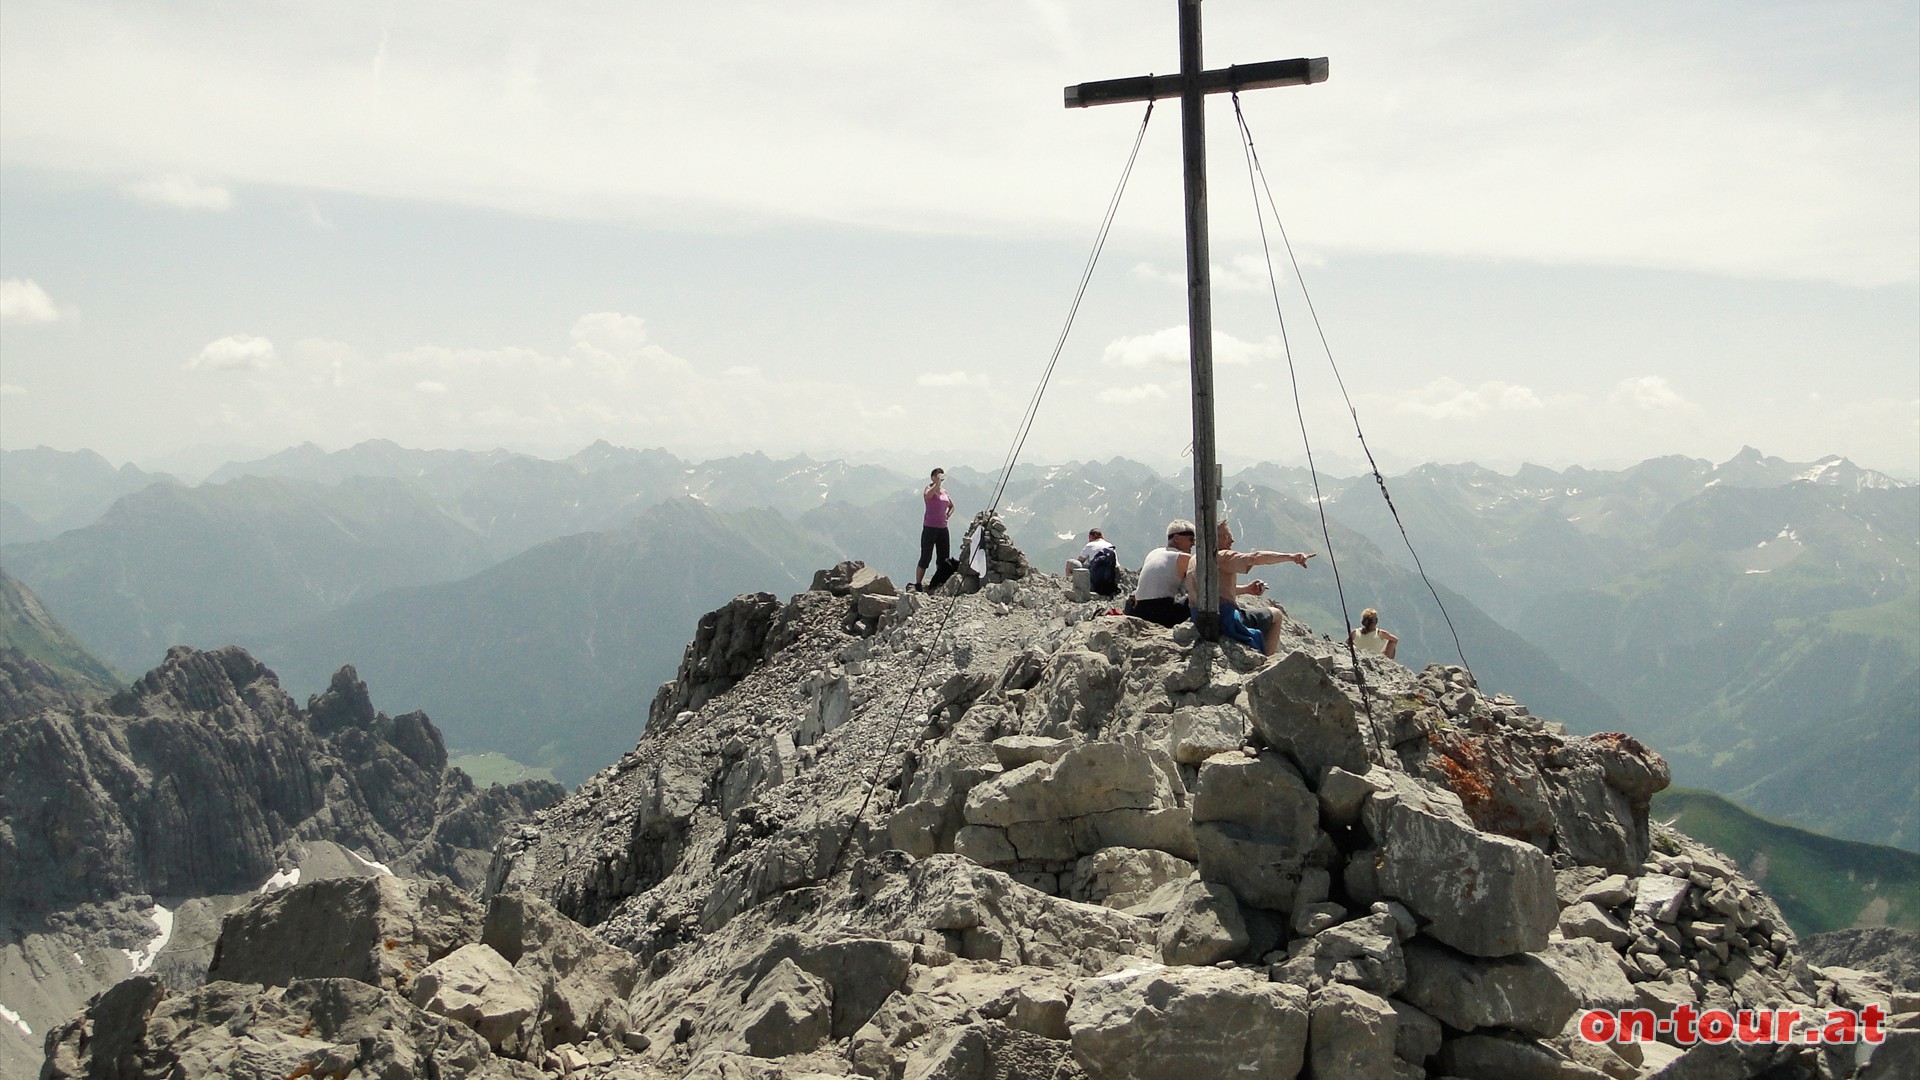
[0,566,121,695]
[1653,787,1920,937]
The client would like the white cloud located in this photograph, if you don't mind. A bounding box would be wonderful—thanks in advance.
[1610,375,1690,410]
[0,383,25,396]
[566,312,691,377]
[918,370,989,388]
[1097,384,1167,405]
[1391,378,1545,420]
[186,334,275,371]
[121,174,232,211]
[1130,262,1183,287]
[415,380,448,394]
[392,344,567,371]
[0,278,64,323]
[1102,327,1272,368]
[570,312,650,352]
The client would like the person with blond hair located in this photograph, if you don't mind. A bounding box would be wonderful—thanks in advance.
[1348,607,1398,660]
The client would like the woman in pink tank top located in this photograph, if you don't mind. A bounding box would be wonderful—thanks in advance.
[915,467,955,589]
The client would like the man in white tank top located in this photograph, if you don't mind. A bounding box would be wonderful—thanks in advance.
[1130,520,1197,627]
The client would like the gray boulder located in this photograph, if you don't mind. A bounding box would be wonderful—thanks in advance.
[40,975,539,1079]
[726,957,833,1058]
[1068,964,1309,1080]
[1362,771,1557,957]
[208,875,483,995]
[1308,982,1401,1080]
[1066,846,1196,910]
[1243,649,1368,776]
[480,891,641,1048]
[1191,751,1322,914]
[1401,936,1633,1039]
[410,943,541,1055]
[1434,1032,1612,1080]
[1145,876,1251,966]
[964,741,1174,827]
[1275,912,1407,997]
[1167,703,1248,765]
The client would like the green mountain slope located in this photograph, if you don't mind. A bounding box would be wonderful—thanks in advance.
[1721,670,1920,850]
[0,566,121,704]
[1652,788,1920,937]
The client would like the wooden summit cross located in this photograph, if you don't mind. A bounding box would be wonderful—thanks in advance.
[1066,0,1327,640]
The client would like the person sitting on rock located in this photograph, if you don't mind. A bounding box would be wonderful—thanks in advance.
[1348,607,1399,660]
[1127,519,1196,627]
[1200,518,1314,656]
[1064,528,1114,577]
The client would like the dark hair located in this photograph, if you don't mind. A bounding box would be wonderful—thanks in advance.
[1088,528,1102,539]
[929,468,944,480]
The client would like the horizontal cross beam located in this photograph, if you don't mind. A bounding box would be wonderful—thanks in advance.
[1064,56,1328,109]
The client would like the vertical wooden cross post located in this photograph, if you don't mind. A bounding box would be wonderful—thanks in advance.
[1066,1,1327,639]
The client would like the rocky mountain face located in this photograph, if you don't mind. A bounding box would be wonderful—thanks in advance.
[0,646,560,1078]
[63,539,1914,1077]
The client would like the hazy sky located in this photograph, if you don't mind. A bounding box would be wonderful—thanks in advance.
[3,1,1916,479]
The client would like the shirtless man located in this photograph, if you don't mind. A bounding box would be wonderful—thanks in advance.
[1202,518,1314,655]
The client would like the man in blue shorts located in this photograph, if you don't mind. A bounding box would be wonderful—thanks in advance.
[1204,519,1315,656]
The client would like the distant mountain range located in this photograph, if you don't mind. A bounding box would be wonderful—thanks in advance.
[1317,447,1917,850]
[1,440,1911,851]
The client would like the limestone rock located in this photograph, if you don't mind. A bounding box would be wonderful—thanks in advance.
[1146,876,1250,966]
[1309,982,1400,1080]
[481,891,641,1048]
[1362,770,1558,957]
[40,975,539,1080]
[1067,964,1309,1080]
[0,646,557,915]
[208,875,483,995]
[1066,847,1196,911]
[1191,750,1322,914]
[1166,703,1248,765]
[1434,1031,1612,1080]
[1401,937,1635,1039]
[964,741,1175,827]
[1275,912,1406,997]
[648,591,784,725]
[410,942,541,1054]
[727,957,833,1058]
[1243,650,1368,777]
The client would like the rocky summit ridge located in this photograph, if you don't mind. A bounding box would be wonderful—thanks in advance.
[37,525,1918,1078]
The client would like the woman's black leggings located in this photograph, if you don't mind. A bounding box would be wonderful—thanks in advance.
[918,525,950,571]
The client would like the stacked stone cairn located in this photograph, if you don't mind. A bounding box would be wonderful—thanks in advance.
[945,509,1028,593]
